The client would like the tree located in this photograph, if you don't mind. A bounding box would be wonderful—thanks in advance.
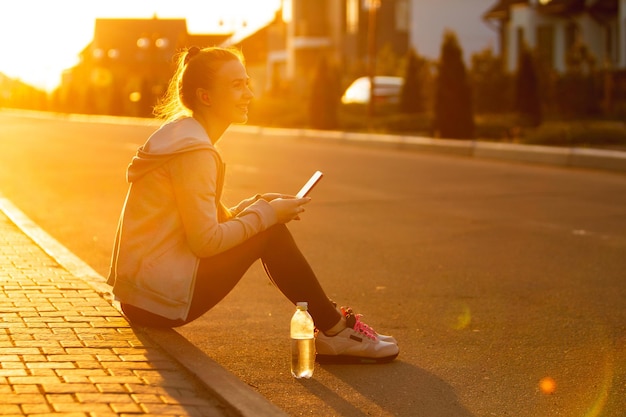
[515,46,542,127]
[470,47,513,114]
[399,48,428,114]
[376,42,402,76]
[308,56,340,130]
[433,31,474,139]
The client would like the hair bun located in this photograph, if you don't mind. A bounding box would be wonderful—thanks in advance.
[184,46,201,65]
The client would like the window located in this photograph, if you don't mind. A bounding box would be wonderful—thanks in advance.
[395,0,409,32]
[346,0,359,34]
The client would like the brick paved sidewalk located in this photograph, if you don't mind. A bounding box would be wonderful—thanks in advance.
[0,210,233,416]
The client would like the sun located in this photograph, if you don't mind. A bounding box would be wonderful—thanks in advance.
[0,2,95,91]
[0,0,281,92]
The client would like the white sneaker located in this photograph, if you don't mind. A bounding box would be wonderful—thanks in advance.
[315,311,399,364]
[376,332,398,345]
[340,306,398,345]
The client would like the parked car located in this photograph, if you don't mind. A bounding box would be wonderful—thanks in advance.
[341,76,404,105]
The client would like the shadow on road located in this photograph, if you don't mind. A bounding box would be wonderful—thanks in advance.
[299,360,475,417]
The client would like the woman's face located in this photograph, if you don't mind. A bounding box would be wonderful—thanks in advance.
[207,59,254,125]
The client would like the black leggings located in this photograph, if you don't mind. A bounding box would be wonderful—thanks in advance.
[122,224,342,331]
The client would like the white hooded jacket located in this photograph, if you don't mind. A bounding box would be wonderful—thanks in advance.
[108,117,277,320]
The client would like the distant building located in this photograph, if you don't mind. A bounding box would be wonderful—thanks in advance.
[60,17,230,116]
[224,0,410,96]
[225,0,499,97]
[483,0,623,73]
[220,13,277,96]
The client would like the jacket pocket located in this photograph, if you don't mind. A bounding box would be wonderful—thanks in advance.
[135,239,197,307]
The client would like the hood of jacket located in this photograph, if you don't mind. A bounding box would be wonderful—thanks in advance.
[127,117,217,183]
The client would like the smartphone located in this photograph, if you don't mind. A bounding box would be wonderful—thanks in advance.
[296,171,323,198]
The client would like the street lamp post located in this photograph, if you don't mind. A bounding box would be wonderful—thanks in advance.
[367,0,381,122]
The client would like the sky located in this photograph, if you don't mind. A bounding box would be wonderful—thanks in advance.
[411,0,496,64]
[0,0,282,91]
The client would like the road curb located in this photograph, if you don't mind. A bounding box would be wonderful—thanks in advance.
[4,109,625,173]
[230,124,626,173]
[0,195,289,417]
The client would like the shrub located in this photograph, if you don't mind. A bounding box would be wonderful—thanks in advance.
[515,46,542,127]
[470,48,513,114]
[308,56,341,129]
[474,113,521,140]
[554,73,600,118]
[399,48,429,114]
[522,121,626,148]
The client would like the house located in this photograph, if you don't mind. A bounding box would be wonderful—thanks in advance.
[225,0,410,97]
[220,13,278,95]
[60,17,231,116]
[483,0,623,73]
[226,0,499,97]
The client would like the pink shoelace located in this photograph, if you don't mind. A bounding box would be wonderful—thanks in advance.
[342,307,378,341]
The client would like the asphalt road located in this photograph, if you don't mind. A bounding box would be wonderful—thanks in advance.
[1,111,625,417]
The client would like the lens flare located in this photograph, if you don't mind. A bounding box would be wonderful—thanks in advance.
[583,351,615,417]
[454,305,472,330]
[539,376,556,394]
[444,303,472,330]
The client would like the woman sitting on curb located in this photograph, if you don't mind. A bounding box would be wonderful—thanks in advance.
[107,46,398,363]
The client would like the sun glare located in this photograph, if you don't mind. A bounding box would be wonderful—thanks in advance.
[0,0,281,92]
[539,376,556,394]
[0,3,93,91]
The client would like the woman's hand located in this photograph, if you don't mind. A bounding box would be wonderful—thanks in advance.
[268,197,311,223]
[261,193,291,202]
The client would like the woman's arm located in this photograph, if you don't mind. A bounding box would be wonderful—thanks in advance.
[229,194,262,217]
[169,150,278,257]
[229,193,293,216]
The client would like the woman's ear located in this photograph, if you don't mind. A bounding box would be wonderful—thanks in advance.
[196,88,211,106]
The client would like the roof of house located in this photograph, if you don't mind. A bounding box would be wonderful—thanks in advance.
[92,18,188,57]
[483,0,617,20]
[587,0,619,21]
[187,34,233,49]
[483,0,527,20]
[537,0,586,15]
[83,18,236,66]
[221,10,280,48]
[220,12,283,64]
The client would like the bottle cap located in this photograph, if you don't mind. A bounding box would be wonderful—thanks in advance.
[296,301,308,309]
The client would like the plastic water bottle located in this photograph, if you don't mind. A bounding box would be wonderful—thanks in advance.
[290,302,315,378]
